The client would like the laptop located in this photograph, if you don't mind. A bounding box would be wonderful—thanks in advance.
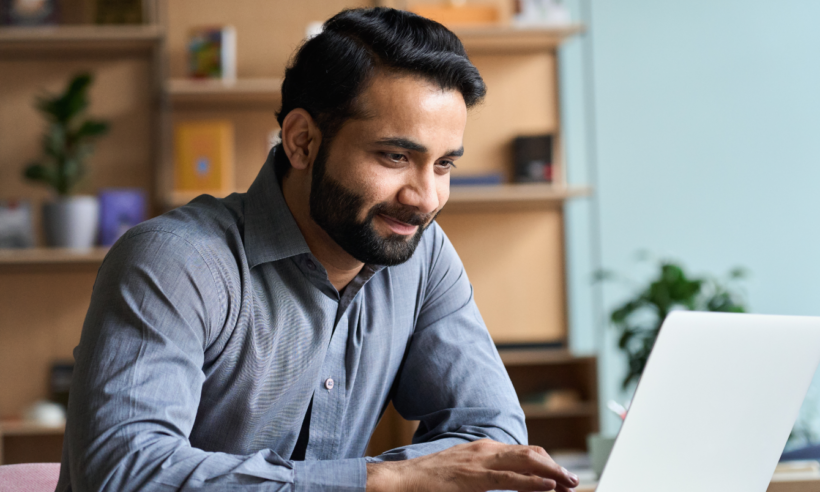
[596,311,820,492]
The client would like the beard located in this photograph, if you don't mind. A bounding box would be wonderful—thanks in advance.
[308,144,438,266]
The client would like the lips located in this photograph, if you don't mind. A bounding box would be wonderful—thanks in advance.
[378,214,419,235]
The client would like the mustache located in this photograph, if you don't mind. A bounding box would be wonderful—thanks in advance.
[369,202,436,227]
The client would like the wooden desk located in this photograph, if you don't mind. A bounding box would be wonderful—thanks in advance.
[574,476,820,492]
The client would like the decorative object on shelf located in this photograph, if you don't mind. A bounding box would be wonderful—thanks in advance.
[22,399,65,427]
[520,388,582,411]
[95,0,142,25]
[98,188,146,246]
[514,134,553,183]
[49,361,73,409]
[0,199,34,248]
[173,120,235,196]
[188,25,237,82]
[449,171,503,186]
[23,72,110,248]
[409,0,499,26]
[514,0,571,27]
[0,0,58,26]
[596,256,748,389]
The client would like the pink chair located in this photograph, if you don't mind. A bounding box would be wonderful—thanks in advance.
[0,463,61,492]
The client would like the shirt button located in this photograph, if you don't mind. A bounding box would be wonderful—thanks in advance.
[324,378,334,390]
[307,260,316,270]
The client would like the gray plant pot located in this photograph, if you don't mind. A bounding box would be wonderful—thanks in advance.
[42,196,100,248]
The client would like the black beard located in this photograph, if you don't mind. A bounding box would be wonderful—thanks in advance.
[308,144,437,266]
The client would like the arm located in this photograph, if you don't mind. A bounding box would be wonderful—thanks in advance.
[365,226,579,491]
[64,229,366,492]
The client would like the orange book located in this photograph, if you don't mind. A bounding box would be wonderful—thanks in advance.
[173,120,235,193]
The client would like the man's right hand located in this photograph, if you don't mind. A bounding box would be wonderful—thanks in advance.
[366,439,579,492]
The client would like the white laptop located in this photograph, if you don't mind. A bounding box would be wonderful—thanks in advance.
[596,311,820,492]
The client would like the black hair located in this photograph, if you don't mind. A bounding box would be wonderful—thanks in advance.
[273,7,486,179]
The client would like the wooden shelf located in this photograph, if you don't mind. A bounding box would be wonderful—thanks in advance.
[444,184,591,213]
[0,420,64,436]
[166,78,283,106]
[520,402,597,419]
[0,247,108,266]
[454,24,584,54]
[499,348,592,366]
[0,24,164,53]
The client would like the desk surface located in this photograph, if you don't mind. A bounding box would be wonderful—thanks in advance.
[574,476,820,492]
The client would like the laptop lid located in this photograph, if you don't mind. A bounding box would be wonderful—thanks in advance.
[596,311,820,492]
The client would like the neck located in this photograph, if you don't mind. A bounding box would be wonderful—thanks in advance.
[281,170,364,292]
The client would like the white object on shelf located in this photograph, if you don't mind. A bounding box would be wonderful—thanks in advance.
[515,0,572,27]
[23,400,66,428]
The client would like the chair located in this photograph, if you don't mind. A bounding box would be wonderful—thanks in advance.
[0,463,61,492]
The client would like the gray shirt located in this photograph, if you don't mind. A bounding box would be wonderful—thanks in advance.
[57,151,527,491]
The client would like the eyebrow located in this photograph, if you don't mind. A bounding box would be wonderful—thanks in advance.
[375,137,464,158]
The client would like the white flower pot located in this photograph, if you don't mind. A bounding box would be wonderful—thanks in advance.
[42,195,100,248]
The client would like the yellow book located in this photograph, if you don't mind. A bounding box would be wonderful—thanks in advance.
[174,120,234,193]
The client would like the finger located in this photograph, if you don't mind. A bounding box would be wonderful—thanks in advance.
[494,447,579,489]
[483,470,557,492]
[554,483,576,492]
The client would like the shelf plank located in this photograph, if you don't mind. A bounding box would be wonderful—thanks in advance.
[167,78,283,106]
[520,402,596,419]
[0,420,65,436]
[454,24,584,54]
[0,247,109,266]
[444,184,591,213]
[0,24,164,53]
[498,348,595,366]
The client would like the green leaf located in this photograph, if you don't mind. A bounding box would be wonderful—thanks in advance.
[75,119,109,138]
[23,163,57,189]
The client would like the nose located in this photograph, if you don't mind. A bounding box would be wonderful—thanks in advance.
[398,166,441,215]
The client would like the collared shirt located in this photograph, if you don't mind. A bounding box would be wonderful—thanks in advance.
[57,151,527,492]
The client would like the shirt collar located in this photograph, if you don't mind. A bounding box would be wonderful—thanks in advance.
[244,148,312,269]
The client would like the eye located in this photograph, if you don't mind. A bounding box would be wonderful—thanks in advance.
[383,152,408,163]
[435,160,456,173]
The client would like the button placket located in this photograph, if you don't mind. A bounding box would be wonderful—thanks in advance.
[306,314,349,460]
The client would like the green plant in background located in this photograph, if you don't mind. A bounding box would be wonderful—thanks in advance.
[23,73,110,195]
[596,256,749,389]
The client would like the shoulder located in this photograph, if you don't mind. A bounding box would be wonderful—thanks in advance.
[105,195,246,302]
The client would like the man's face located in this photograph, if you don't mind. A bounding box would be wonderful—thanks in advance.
[308,73,467,266]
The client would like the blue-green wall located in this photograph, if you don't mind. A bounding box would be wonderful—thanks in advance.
[559,0,820,437]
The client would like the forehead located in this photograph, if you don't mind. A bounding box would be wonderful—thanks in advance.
[347,72,468,147]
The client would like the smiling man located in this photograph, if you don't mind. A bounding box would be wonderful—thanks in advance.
[57,7,579,492]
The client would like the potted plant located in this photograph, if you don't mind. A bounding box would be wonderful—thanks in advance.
[23,73,110,248]
[597,257,748,389]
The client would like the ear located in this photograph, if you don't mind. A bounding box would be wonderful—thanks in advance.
[281,109,322,171]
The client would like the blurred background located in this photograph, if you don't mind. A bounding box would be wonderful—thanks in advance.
[1,0,818,482]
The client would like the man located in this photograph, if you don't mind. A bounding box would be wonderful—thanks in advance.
[57,7,579,492]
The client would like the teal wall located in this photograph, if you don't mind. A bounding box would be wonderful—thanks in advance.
[558,0,820,437]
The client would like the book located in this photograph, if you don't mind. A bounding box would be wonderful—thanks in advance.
[95,0,142,25]
[188,26,237,82]
[173,120,235,194]
[98,188,147,246]
[449,172,504,186]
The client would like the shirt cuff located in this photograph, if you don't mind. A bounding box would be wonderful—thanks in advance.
[292,457,367,492]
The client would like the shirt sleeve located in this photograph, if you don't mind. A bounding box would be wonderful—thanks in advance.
[61,229,366,492]
[368,224,528,463]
